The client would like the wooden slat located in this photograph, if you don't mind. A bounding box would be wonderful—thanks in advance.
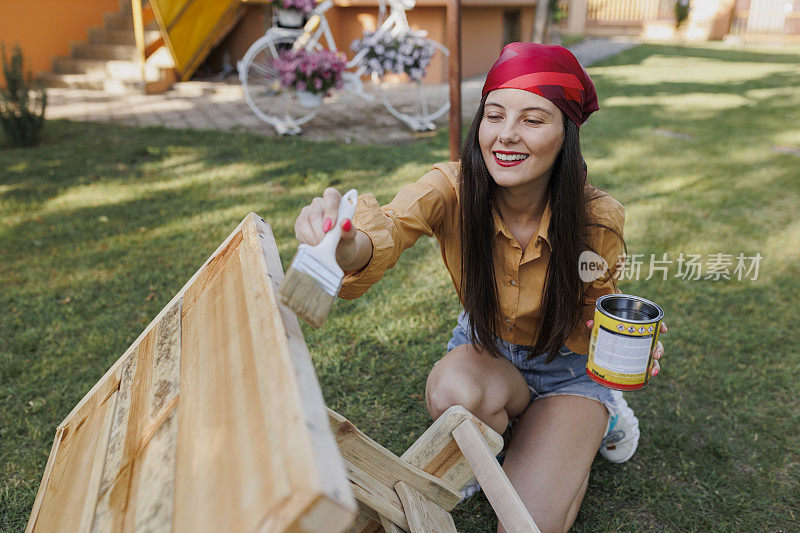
[25,431,62,533]
[341,456,409,530]
[150,298,181,420]
[132,298,182,531]
[28,384,118,533]
[347,503,385,533]
[394,481,456,533]
[91,348,138,531]
[174,231,288,532]
[451,420,540,533]
[248,215,355,517]
[329,409,462,511]
[243,215,356,531]
[77,389,119,533]
[94,325,158,531]
[402,405,503,491]
[132,409,178,532]
[380,515,407,533]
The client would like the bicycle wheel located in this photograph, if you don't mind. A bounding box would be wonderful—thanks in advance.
[378,37,450,132]
[239,34,320,135]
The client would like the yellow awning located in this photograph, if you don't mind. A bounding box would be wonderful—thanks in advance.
[150,0,244,80]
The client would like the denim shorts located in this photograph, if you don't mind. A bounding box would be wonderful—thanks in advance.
[445,310,618,417]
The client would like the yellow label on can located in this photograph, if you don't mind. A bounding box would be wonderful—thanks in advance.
[587,305,661,390]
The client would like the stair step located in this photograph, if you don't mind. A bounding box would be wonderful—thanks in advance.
[88,27,161,45]
[52,57,162,80]
[104,11,158,31]
[71,42,139,61]
[38,72,149,93]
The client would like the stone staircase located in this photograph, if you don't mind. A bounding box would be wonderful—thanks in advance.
[39,0,174,93]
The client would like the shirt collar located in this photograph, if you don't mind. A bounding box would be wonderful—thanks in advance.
[492,197,552,248]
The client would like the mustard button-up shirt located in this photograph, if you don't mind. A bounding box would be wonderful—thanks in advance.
[338,161,626,355]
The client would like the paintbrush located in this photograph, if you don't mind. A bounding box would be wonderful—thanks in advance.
[279,189,358,328]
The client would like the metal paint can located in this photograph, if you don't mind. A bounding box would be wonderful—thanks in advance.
[586,294,664,391]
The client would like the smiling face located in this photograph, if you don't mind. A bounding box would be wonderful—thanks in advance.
[478,88,565,192]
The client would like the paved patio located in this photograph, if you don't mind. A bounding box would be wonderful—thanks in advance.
[44,38,639,145]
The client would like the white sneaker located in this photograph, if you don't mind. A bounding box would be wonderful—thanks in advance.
[599,390,640,463]
[459,476,482,502]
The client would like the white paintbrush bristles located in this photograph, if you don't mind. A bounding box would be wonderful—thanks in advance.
[278,189,358,328]
[279,267,337,328]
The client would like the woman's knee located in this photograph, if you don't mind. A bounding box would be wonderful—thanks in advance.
[425,366,486,419]
[425,344,520,422]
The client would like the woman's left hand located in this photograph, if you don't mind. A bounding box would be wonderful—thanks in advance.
[585,321,667,377]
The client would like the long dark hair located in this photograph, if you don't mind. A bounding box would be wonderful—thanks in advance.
[458,94,625,363]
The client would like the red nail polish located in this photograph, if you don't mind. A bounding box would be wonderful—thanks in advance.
[322,218,332,232]
[342,219,352,231]
[586,320,592,327]
[652,368,659,376]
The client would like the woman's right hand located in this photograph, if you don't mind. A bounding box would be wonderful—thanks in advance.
[293,187,362,269]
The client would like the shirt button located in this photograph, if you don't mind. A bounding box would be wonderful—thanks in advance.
[506,327,512,331]
[509,279,517,286]
[504,318,511,323]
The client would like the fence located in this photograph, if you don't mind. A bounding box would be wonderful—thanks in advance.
[730,0,800,37]
[586,0,671,22]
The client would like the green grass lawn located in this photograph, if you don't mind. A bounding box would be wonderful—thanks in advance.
[2,43,799,531]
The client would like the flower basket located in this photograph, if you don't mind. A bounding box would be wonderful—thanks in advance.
[271,49,346,102]
[296,90,324,108]
[276,8,304,27]
[350,31,435,81]
[270,0,317,27]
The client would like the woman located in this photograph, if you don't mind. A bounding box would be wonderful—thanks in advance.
[292,42,667,532]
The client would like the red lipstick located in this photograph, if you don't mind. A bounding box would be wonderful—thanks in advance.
[493,150,529,167]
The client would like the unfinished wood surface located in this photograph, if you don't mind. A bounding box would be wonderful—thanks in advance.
[395,481,457,533]
[402,405,503,491]
[379,515,407,533]
[340,455,409,530]
[348,503,385,533]
[328,409,462,511]
[249,216,355,517]
[452,420,540,533]
[26,385,118,533]
[28,213,356,533]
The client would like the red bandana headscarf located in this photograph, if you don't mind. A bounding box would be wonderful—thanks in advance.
[482,42,599,127]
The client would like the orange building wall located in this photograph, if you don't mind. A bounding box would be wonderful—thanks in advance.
[205,4,271,72]
[461,6,535,79]
[0,0,121,76]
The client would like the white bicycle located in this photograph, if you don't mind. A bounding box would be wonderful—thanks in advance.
[238,0,449,135]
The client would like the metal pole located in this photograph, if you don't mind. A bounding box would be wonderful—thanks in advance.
[447,0,462,162]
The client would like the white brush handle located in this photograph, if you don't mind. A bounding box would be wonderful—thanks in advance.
[312,188,358,263]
